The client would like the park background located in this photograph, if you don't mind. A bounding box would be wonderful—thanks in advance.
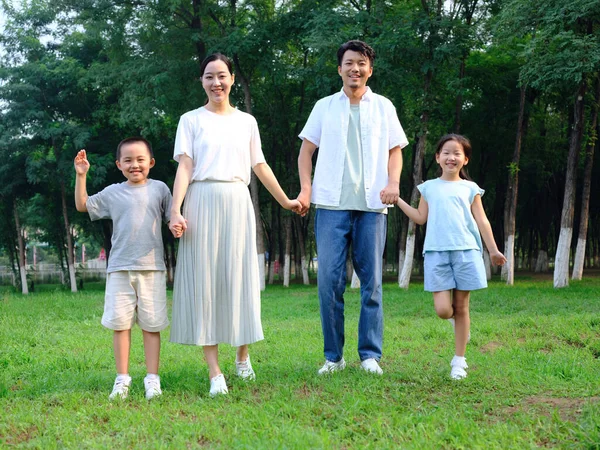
[1,1,599,447]
[0,0,599,292]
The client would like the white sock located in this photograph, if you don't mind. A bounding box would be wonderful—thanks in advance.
[116,373,131,383]
[452,355,466,365]
[145,373,160,381]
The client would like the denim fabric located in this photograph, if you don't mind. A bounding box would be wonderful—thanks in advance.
[315,209,386,362]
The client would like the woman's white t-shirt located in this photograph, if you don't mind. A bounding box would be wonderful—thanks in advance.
[173,107,266,185]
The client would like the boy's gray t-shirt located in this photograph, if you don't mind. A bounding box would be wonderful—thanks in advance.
[86,179,172,273]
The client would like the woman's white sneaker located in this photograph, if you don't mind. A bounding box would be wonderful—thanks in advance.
[209,374,228,397]
[235,356,256,381]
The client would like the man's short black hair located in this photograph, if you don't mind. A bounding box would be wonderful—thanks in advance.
[116,137,154,160]
[337,40,376,67]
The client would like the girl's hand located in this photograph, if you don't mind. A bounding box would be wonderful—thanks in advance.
[490,251,507,266]
[169,212,187,238]
[74,149,90,175]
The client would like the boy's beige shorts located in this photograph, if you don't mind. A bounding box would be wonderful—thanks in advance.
[102,270,169,332]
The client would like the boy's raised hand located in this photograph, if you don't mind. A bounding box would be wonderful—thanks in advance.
[74,150,90,175]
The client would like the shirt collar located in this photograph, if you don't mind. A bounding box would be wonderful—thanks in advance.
[337,86,373,102]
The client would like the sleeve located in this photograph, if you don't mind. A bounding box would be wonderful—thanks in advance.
[161,183,172,223]
[416,181,427,201]
[298,100,323,147]
[86,187,112,221]
[387,100,409,150]
[469,181,485,203]
[173,113,195,162]
[250,117,267,167]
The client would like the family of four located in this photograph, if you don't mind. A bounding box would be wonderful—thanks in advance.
[74,40,506,400]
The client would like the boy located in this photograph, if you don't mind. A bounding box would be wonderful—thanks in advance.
[74,137,172,400]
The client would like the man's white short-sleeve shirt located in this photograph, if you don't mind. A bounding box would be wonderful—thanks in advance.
[299,87,408,210]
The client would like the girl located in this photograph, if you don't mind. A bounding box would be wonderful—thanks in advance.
[169,53,301,396]
[395,134,506,379]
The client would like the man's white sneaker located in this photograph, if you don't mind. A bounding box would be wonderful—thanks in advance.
[448,317,471,343]
[235,356,256,381]
[360,358,383,375]
[144,375,162,400]
[317,358,346,375]
[450,355,468,380]
[209,374,228,397]
[109,376,131,400]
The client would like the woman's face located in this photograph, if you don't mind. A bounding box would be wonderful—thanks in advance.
[202,60,234,105]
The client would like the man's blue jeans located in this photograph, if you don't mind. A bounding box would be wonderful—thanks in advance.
[315,209,386,363]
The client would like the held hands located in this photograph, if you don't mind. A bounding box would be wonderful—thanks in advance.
[169,212,187,238]
[490,250,507,266]
[74,149,90,175]
[295,188,311,217]
[380,182,400,205]
[284,199,303,215]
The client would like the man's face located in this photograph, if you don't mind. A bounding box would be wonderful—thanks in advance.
[338,50,373,91]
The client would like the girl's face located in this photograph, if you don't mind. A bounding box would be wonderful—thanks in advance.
[202,60,234,105]
[436,140,468,180]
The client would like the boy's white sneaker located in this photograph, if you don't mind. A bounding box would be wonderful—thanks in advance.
[448,317,471,343]
[450,355,468,380]
[209,374,228,397]
[318,358,346,375]
[144,375,162,400]
[109,375,131,400]
[235,356,256,381]
[360,358,383,375]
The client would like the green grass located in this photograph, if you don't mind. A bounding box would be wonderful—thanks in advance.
[1,277,599,448]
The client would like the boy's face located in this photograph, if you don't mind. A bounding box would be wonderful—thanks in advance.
[116,142,155,185]
[338,50,373,91]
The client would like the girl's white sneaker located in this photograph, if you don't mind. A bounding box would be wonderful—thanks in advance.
[450,355,468,380]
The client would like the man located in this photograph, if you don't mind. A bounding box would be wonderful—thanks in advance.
[297,40,408,375]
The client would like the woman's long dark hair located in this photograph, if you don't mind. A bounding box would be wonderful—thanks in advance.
[435,134,472,180]
[200,53,234,77]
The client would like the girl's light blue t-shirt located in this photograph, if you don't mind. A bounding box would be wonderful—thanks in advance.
[417,178,484,255]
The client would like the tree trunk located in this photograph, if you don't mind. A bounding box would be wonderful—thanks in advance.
[399,110,428,289]
[502,84,528,285]
[13,201,28,295]
[283,216,292,287]
[294,216,310,285]
[554,79,587,288]
[572,75,599,280]
[232,55,266,291]
[60,181,78,292]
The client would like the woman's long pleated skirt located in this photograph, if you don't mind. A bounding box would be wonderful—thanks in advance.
[170,181,264,346]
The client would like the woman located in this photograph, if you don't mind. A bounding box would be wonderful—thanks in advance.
[169,53,300,397]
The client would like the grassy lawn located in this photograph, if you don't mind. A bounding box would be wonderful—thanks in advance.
[1,276,599,448]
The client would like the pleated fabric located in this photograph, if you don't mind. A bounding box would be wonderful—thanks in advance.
[170,181,264,346]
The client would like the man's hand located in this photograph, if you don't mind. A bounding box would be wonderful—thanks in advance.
[379,182,400,205]
[296,188,311,216]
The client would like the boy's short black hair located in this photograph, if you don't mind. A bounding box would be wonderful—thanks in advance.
[116,137,154,160]
[337,40,376,67]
